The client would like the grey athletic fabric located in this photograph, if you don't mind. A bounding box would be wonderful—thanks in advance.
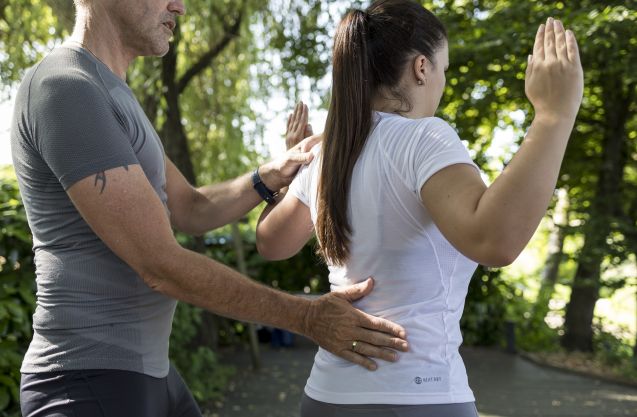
[20,364,202,417]
[300,394,479,417]
[11,43,177,377]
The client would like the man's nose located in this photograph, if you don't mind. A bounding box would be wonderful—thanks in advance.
[168,1,185,16]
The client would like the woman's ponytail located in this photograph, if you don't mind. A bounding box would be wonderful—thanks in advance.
[316,9,373,266]
[316,1,447,266]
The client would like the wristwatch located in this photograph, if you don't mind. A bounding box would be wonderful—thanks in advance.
[252,168,278,205]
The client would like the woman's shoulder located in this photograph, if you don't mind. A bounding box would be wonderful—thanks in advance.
[376,113,460,145]
[309,141,323,156]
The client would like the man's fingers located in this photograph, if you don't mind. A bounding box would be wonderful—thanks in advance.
[338,350,378,371]
[544,17,557,60]
[533,23,545,60]
[356,328,409,352]
[333,277,374,302]
[286,151,314,165]
[299,132,322,152]
[526,54,533,79]
[566,29,580,65]
[352,341,399,363]
[359,312,407,340]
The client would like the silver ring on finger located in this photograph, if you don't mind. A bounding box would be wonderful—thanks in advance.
[352,340,358,352]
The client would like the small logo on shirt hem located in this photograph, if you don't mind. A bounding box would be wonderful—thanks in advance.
[414,376,442,384]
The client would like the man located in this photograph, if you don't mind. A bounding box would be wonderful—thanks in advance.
[11,1,408,416]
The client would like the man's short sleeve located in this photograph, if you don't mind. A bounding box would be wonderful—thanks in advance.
[30,72,139,190]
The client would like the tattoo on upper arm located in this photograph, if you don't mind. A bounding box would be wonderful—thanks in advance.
[93,165,130,194]
[94,171,107,194]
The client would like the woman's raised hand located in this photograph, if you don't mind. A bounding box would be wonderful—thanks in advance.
[525,17,584,123]
[286,101,314,150]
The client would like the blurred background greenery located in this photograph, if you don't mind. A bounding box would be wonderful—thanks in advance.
[1,0,636,415]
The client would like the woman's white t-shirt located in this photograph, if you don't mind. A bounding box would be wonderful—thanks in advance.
[288,112,481,405]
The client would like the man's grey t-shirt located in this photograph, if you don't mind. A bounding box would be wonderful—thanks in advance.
[11,44,177,377]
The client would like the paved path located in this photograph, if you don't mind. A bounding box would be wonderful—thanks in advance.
[207,340,637,417]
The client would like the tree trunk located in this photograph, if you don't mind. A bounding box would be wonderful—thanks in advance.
[531,191,568,328]
[633,286,637,367]
[159,25,197,184]
[231,222,261,370]
[562,79,633,352]
[155,15,244,351]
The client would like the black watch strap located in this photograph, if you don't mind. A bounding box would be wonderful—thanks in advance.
[252,168,278,205]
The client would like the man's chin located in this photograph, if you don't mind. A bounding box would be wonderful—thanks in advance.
[142,43,171,58]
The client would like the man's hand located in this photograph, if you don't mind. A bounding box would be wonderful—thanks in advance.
[260,102,322,191]
[302,278,409,371]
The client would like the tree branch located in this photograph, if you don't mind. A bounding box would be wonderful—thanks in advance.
[177,7,244,94]
[0,0,8,22]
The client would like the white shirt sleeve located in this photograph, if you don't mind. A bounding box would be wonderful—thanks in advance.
[287,164,310,206]
[410,117,480,199]
[286,143,321,207]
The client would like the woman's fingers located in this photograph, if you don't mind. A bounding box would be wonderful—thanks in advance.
[286,101,311,149]
[533,23,545,61]
[525,17,583,122]
[566,29,581,65]
[544,17,557,61]
[291,102,301,132]
[289,102,309,136]
[554,19,568,62]
[304,123,313,138]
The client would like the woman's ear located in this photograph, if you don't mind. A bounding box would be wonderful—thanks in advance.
[413,55,429,85]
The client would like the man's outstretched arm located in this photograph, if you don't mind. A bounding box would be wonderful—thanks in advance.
[67,164,408,370]
[166,103,317,235]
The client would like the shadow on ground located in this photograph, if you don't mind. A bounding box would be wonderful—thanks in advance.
[207,337,637,417]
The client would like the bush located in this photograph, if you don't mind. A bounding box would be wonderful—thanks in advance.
[460,266,510,346]
[170,303,235,403]
[592,319,636,376]
[0,176,35,417]
[205,231,330,294]
[0,175,234,413]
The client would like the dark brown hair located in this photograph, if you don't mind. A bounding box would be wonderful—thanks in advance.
[316,0,447,265]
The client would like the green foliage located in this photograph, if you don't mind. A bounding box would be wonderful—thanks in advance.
[0,175,35,417]
[169,303,235,404]
[460,266,508,346]
[0,175,236,410]
[0,0,69,96]
[205,227,329,294]
[592,320,635,369]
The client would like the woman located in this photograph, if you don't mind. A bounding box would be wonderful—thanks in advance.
[257,0,583,415]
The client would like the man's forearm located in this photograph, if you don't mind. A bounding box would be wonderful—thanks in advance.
[147,245,310,335]
[188,172,262,234]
